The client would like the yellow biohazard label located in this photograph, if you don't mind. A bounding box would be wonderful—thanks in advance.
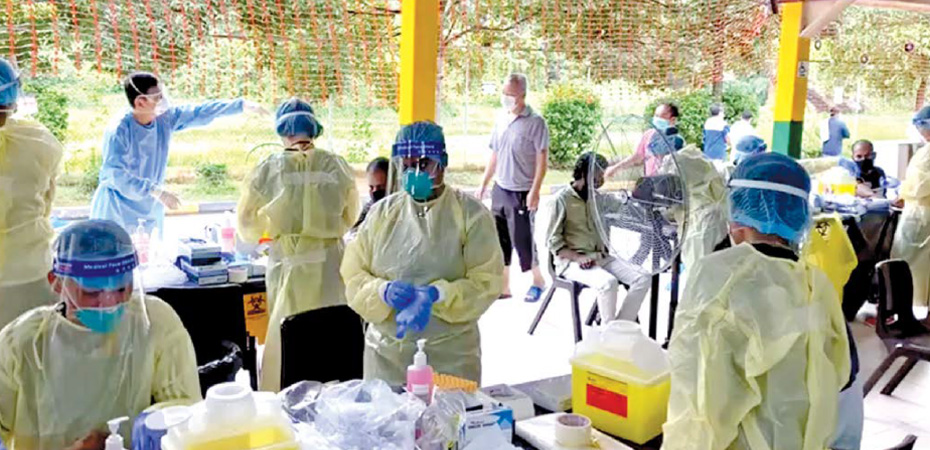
[243,292,269,345]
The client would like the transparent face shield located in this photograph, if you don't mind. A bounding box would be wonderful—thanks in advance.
[51,223,147,335]
[127,76,170,115]
[388,141,446,201]
[589,115,687,275]
[727,178,813,249]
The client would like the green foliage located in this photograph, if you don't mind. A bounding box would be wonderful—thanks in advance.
[543,84,603,168]
[77,158,101,196]
[195,163,232,192]
[646,85,760,148]
[346,108,374,164]
[22,78,70,143]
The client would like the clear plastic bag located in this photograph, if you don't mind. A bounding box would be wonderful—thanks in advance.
[278,380,426,450]
[415,391,467,450]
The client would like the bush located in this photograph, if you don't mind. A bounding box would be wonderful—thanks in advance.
[196,163,231,191]
[346,108,374,163]
[78,160,101,195]
[645,85,760,149]
[22,78,70,143]
[543,83,603,168]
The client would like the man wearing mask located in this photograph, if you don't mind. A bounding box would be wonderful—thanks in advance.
[91,72,268,234]
[605,102,680,178]
[851,140,886,198]
[0,58,64,331]
[477,74,550,302]
[353,156,390,231]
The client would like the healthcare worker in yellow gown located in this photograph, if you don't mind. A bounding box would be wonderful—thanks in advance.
[238,98,359,392]
[0,58,63,331]
[892,106,930,309]
[0,220,200,450]
[659,144,728,271]
[663,153,852,450]
[341,121,504,385]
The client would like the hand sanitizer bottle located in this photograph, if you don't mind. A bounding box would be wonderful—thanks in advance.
[406,339,434,404]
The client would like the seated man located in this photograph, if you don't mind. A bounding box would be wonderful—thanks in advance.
[0,220,200,450]
[852,139,886,198]
[352,156,390,231]
[663,153,854,449]
[546,152,651,322]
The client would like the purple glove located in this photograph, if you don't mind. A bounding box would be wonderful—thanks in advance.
[396,286,439,338]
[384,281,416,310]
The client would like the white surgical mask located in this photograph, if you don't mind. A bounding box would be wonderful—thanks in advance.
[501,95,517,113]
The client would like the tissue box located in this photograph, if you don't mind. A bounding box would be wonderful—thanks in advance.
[177,238,222,261]
[179,259,228,286]
[464,403,514,444]
[479,385,535,421]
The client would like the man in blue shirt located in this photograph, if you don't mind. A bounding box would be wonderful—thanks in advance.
[90,72,267,233]
[702,103,729,161]
[821,107,850,157]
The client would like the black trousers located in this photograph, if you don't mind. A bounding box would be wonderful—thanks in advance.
[491,184,538,272]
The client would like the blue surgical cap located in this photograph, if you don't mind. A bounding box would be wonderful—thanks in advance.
[275,98,324,138]
[914,106,930,130]
[53,219,138,279]
[0,58,20,106]
[728,152,811,244]
[394,121,448,166]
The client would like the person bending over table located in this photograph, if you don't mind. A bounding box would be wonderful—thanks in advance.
[341,121,503,385]
[663,153,858,450]
[0,220,200,450]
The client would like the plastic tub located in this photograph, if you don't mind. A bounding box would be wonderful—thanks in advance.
[161,383,298,450]
[569,321,670,444]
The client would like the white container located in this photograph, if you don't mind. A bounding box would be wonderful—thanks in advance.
[575,320,668,375]
[161,382,298,450]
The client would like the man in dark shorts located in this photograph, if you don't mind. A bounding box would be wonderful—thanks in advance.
[478,73,549,301]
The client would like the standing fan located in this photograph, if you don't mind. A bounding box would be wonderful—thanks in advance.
[588,115,689,276]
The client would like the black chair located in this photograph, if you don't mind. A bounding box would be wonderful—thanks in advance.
[280,305,365,388]
[152,284,254,392]
[863,260,930,396]
[528,255,600,343]
[885,435,918,450]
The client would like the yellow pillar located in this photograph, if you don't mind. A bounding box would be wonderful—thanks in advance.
[398,0,439,125]
[772,0,810,158]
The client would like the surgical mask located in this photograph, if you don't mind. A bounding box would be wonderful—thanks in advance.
[501,95,517,113]
[371,188,387,203]
[74,303,126,334]
[652,117,670,132]
[403,169,435,201]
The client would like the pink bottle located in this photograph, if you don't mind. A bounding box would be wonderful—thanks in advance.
[407,339,434,404]
[220,212,236,254]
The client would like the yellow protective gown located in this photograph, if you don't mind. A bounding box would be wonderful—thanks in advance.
[892,144,930,307]
[661,146,728,270]
[663,244,851,450]
[0,295,200,450]
[341,187,504,385]
[237,148,359,392]
[803,215,858,299]
[0,118,63,329]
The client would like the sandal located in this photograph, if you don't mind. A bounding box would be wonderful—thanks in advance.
[524,286,545,303]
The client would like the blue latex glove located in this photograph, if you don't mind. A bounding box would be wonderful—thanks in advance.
[838,157,861,178]
[384,281,417,310]
[396,286,439,338]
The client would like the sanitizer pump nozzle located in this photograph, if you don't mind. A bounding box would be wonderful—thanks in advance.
[105,416,129,450]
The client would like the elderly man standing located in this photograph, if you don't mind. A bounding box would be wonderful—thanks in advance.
[478,73,549,302]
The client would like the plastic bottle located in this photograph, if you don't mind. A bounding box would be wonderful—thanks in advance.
[104,416,129,450]
[407,339,434,404]
[133,219,149,265]
[220,212,236,254]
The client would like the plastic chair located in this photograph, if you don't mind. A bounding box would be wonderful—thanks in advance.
[527,255,600,343]
[863,260,930,396]
[280,305,365,388]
